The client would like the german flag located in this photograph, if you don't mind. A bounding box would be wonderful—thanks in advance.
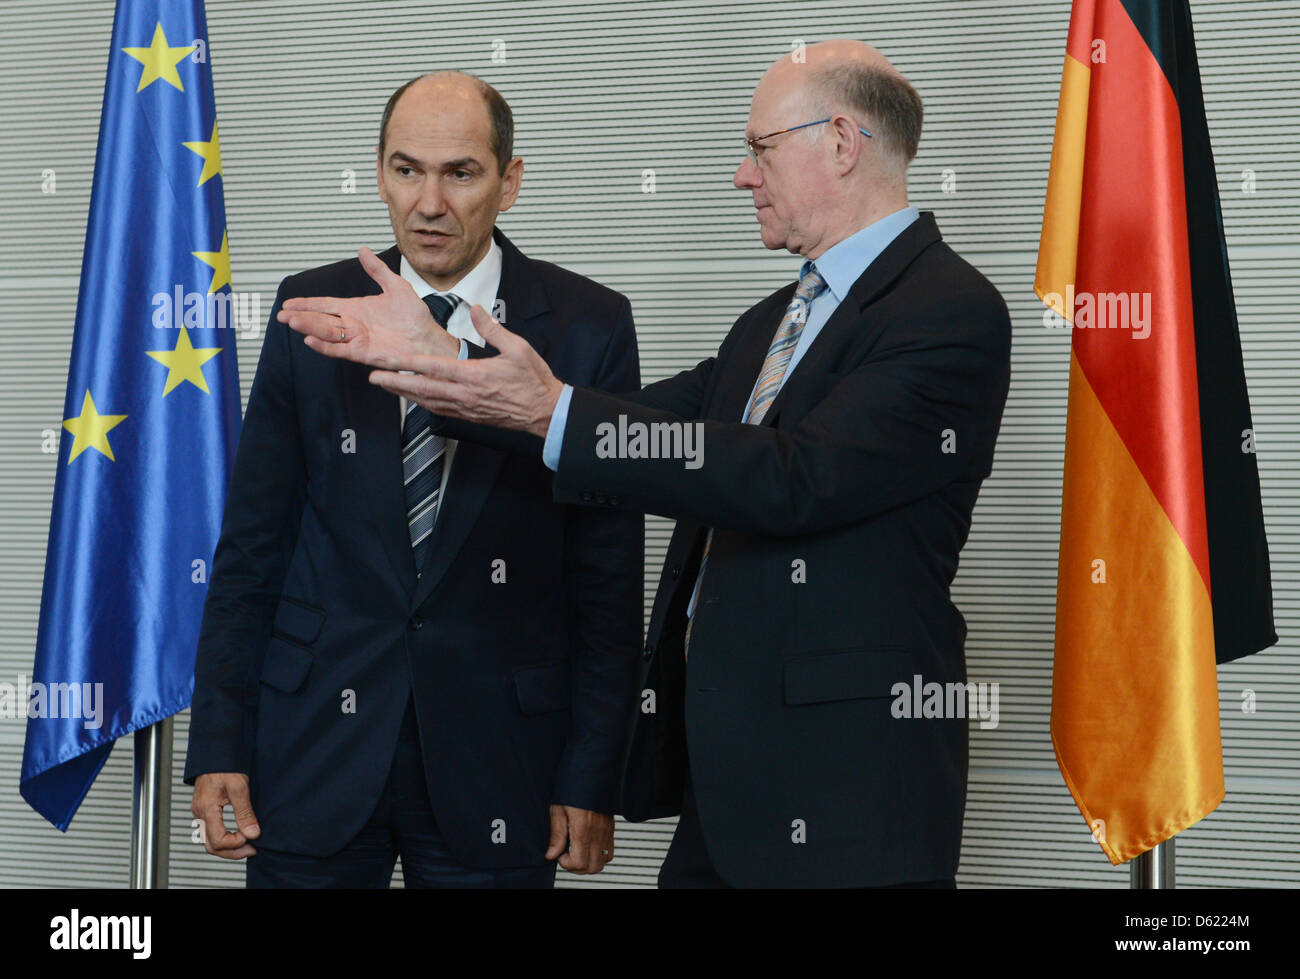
[1036,0,1276,864]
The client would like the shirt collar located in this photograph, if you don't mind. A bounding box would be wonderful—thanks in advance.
[399,235,502,314]
[805,205,920,302]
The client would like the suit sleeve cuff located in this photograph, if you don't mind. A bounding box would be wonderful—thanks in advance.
[542,384,574,471]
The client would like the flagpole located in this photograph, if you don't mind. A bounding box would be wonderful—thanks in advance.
[1129,839,1175,888]
[129,718,173,888]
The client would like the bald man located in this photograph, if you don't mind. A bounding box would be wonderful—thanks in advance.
[185,72,643,888]
[284,42,1012,888]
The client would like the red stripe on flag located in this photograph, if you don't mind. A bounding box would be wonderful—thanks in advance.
[1071,0,1210,593]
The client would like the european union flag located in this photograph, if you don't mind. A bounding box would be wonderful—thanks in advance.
[21,0,241,829]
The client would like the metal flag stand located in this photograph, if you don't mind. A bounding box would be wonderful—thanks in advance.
[129,718,173,888]
[1130,839,1175,888]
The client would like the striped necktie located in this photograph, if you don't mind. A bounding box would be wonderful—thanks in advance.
[684,263,827,656]
[404,292,458,576]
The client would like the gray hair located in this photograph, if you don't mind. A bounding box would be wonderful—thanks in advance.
[806,63,923,171]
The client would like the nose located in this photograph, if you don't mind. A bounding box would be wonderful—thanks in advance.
[734,155,760,189]
[416,176,446,216]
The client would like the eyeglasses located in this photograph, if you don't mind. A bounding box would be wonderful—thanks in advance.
[745,117,872,165]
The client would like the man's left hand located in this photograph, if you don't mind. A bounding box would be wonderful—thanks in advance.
[546,804,615,874]
[279,245,461,364]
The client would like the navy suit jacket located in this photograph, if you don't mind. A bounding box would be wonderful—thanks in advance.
[550,212,1011,886]
[184,228,644,868]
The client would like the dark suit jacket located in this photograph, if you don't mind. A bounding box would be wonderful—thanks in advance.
[550,212,1011,887]
[184,228,644,869]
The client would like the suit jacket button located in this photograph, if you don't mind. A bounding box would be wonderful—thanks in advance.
[641,643,654,661]
[595,493,608,505]
[581,491,593,503]
[671,563,681,579]
[409,616,424,631]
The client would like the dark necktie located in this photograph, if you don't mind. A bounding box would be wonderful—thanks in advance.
[403,292,458,575]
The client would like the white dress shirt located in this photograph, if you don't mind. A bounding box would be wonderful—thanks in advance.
[397,238,502,514]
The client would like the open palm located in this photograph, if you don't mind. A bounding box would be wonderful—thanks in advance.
[278,246,459,367]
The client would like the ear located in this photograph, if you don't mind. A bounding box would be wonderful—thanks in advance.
[498,157,524,212]
[375,147,389,204]
[828,114,867,177]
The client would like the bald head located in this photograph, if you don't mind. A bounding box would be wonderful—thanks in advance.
[766,39,896,81]
[759,40,923,176]
[379,71,514,175]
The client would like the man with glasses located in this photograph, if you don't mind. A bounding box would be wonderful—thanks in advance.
[282,40,1012,888]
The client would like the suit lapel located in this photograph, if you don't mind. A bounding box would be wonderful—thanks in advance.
[707,283,797,422]
[343,246,419,600]
[410,227,550,609]
[758,211,943,427]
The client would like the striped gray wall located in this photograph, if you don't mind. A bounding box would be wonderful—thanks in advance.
[0,0,1295,888]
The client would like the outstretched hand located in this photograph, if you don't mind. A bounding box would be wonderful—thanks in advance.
[368,304,564,440]
[278,246,460,366]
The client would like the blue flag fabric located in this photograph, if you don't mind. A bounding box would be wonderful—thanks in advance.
[21,0,241,829]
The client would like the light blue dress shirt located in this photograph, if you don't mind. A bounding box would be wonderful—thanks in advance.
[542,205,920,471]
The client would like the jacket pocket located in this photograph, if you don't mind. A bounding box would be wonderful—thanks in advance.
[261,597,325,693]
[261,637,314,693]
[783,645,910,706]
[270,596,325,647]
[514,662,571,715]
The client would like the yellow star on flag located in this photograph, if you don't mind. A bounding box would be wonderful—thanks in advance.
[182,121,223,186]
[193,230,231,293]
[147,326,222,396]
[63,390,128,463]
[122,22,195,93]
